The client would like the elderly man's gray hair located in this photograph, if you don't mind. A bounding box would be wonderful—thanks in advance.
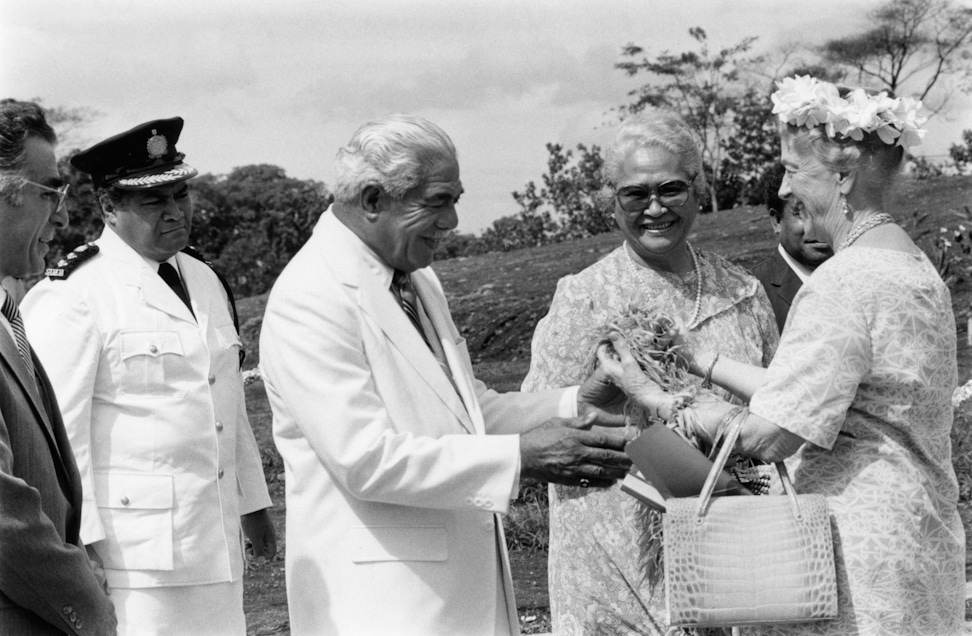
[0,99,57,205]
[600,108,707,205]
[333,114,457,204]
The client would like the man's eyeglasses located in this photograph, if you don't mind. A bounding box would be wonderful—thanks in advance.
[612,179,693,213]
[23,179,70,211]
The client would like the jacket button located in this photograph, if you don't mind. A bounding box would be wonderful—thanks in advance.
[76,618,83,629]
[218,468,225,479]
[120,496,130,506]
[208,374,216,384]
[62,605,72,615]
[215,421,223,432]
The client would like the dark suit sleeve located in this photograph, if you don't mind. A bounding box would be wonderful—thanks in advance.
[0,410,116,636]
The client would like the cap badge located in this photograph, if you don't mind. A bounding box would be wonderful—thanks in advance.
[146,130,168,158]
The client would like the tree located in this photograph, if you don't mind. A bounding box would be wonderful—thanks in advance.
[716,87,779,208]
[434,231,485,260]
[950,129,972,173]
[616,27,759,212]
[47,152,104,266]
[40,102,102,153]
[479,211,554,253]
[821,0,972,112]
[191,164,333,296]
[511,143,609,240]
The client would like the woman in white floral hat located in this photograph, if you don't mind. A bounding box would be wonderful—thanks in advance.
[599,76,966,634]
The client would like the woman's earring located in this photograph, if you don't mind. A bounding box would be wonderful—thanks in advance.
[840,197,852,218]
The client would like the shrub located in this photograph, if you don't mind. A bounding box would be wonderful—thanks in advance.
[504,478,550,551]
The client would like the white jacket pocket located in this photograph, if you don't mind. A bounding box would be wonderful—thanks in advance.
[94,472,174,571]
[117,331,187,398]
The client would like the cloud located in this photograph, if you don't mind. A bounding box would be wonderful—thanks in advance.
[290,37,630,123]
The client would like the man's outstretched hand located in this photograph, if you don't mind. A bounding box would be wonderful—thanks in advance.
[519,412,631,488]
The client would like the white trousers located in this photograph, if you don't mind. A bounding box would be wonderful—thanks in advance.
[111,579,245,636]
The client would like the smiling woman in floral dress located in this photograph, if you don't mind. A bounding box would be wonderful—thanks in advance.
[522,108,778,635]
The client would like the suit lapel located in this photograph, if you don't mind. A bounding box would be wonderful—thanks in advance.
[777,252,804,309]
[100,227,196,324]
[358,271,475,433]
[413,274,485,435]
[0,329,63,466]
[177,253,212,333]
[136,265,197,324]
[318,212,476,434]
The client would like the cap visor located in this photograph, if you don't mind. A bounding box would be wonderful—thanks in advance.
[113,163,198,190]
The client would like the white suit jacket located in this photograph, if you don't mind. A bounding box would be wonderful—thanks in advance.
[260,210,573,636]
[22,227,272,589]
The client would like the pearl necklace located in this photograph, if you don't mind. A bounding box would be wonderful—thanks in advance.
[625,242,704,330]
[837,213,895,252]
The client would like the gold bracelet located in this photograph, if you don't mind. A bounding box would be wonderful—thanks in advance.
[701,352,720,389]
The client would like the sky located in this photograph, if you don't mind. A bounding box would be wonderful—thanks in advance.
[3,0,971,234]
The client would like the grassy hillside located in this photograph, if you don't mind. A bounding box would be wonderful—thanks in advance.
[240,175,972,634]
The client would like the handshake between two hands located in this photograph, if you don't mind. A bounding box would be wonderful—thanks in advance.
[519,325,718,490]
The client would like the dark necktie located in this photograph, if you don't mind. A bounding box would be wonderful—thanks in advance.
[1,292,36,379]
[158,262,194,316]
[391,270,430,348]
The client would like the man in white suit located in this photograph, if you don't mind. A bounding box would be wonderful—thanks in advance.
[261,114,632,636]
[22,118,275,635]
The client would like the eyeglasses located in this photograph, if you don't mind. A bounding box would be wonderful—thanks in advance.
[23,179,69,211]
[612,179,693,213]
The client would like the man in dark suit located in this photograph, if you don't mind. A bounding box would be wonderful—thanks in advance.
[751,165,832,333]
[0,99,117,635]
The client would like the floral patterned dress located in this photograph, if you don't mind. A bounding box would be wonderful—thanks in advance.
[523,244,778,635]
[748,247,966,635]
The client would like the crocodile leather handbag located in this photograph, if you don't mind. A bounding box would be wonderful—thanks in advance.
[663,409,838,628]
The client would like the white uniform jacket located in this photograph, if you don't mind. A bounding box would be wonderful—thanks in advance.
[22,227,272,589]
[260,210,575,636]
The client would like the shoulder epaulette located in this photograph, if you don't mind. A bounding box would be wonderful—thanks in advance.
[181,245,246,368]
[46,242,99,280]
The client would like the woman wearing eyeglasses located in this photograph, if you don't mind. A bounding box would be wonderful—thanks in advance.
[522,108,778,634]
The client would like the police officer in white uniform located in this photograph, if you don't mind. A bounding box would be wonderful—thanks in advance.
[22,117,274,636]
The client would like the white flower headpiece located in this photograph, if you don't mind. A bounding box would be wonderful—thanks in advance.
[770,75,927,149]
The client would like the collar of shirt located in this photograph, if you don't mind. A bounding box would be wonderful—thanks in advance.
[145,254,181,275]
[330,209,396,290]
[778,244,814,284]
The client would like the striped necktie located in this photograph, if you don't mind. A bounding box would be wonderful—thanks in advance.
[391,270,431,348]
[1,292,36,379]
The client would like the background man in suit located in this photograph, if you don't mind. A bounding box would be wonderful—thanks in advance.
[0,99,117,635]
[22,118,275,635]
[261,113,631,636]
[751,165,833,333]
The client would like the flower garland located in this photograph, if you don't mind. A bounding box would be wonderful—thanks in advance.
[771,75,927,149]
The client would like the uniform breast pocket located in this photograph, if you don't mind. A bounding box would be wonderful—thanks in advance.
[118,331,187,398]
[94,472,174,571]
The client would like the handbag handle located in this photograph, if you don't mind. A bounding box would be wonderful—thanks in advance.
[694,407,804,523]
